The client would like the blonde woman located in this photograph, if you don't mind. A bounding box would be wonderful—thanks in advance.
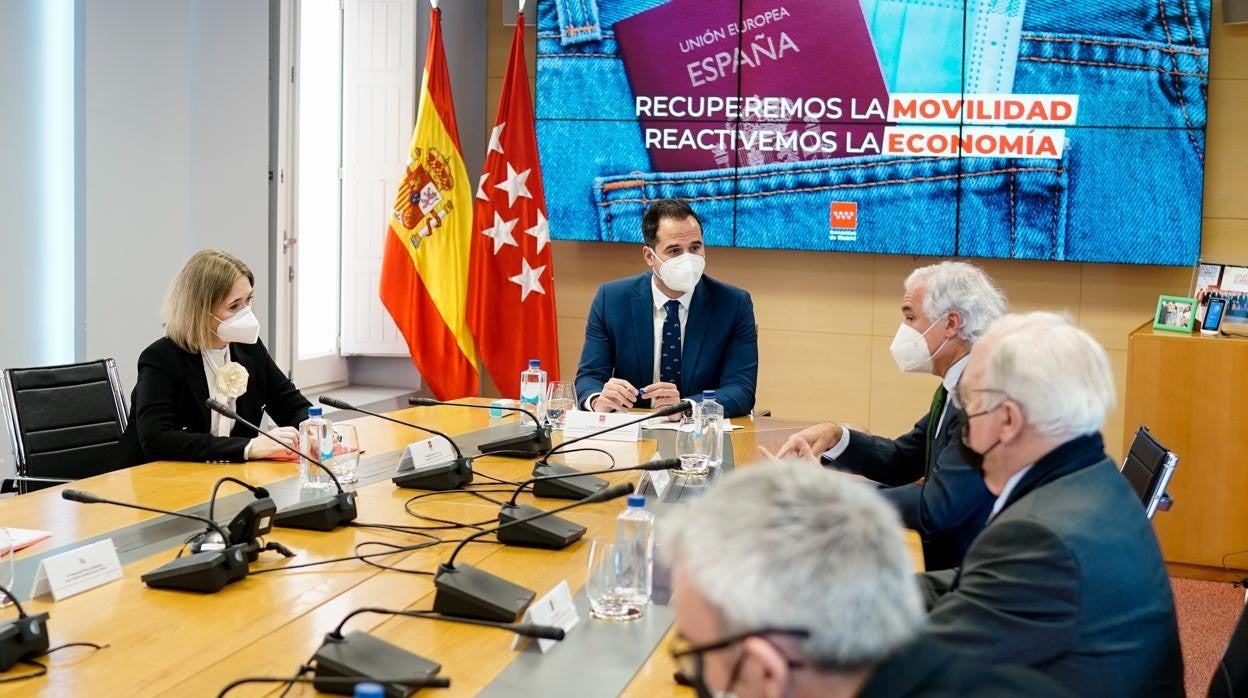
[115,250,311,467]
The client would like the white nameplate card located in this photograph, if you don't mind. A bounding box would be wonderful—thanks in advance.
[561,411,641,442]
[648,468,674,499]
[511,579,581,653]
[395,436,458,474]
[29,539,123,601]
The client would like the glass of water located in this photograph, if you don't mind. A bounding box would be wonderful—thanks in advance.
[586,540,645,621]
[675,415,711,476]
[546,381,577,430]
[328,423,360,485]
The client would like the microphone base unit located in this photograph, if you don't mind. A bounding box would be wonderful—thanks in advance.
[478,426,552,458]
[495,503,587,550]
[140,544,250,594]
[0,613,50,672]
[274,491,358,532]
[391,457,473,491]
[313,630,442,698]
[433,563,535,623]
[530,463,609,500]
[227,496,279,562]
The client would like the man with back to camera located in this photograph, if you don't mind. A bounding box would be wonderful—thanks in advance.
[768,262,1004,570]
[574,198,758,418]
[662,460,1073,698]
[922,311,1183,696]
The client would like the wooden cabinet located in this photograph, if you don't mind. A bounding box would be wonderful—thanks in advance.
[1124,323,1248,571]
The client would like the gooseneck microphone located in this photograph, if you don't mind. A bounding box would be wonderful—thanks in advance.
[494,459,681,550]
[521,457,682,502]
[0,585,50,672]
[541,400,691,464]
[433,482,635,622]
[526,401,692,498]
[206,398,357,532]
[408,397,551,457]
[317,396,472,491]
[195,476,281,562]
[61,489,249,593]
[311,607,564,697]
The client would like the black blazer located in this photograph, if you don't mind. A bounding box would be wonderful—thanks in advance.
[919,434,1184,697]
[114,337,311,467]
[858,637,1074,697]
[831,406,995,571]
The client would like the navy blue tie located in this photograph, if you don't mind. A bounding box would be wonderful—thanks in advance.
[659,299,682,386]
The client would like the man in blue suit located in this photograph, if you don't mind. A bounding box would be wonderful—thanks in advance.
[575,199,758,418]
[771,262,1005,570]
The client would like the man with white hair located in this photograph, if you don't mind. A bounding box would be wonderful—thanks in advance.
[773,261,1005,570]
[925,312,1183,695]
[663,461,1070,698]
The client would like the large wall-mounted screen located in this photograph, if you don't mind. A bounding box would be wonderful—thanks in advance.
[535,0,1210,265]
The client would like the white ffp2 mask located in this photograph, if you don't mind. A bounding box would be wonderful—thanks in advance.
[655,252,705,293]
[213,306,260,345]
[888,316,949,374]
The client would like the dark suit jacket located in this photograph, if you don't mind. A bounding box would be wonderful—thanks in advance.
[832,405,994,571]
[574,272,758,417]
[859,637,1074,697]
[114,337,311,467]
[919,434,1185,697]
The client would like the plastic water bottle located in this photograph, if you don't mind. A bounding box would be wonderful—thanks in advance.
[616,494,655,607]
[700,390,724,469]
[519,359,548,425]
[298,406,333,490]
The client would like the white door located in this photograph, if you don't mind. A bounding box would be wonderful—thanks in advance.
[283,0,351,390]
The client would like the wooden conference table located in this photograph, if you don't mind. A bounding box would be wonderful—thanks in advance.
[0,400,923,697]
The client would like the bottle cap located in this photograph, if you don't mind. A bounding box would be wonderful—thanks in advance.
[529,359,541,368]
[702,390,716,399]
[627,494,646,508]
[308,406,323,417]
[353,683,385,698]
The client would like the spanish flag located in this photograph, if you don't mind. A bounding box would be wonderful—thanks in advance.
[379,2,478,400]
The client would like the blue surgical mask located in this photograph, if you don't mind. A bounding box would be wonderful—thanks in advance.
[860,0,1027,94]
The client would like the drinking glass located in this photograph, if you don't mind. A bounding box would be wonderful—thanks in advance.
[675,416,711,476]
[546,381,577,430]
[586,540,645,621]
[328,423,361,485]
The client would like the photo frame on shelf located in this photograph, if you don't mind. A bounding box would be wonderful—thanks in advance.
[1187,260,1248,336]
[1154,295,1197,333]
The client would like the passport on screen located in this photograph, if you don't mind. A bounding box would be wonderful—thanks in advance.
[613,0,890,173]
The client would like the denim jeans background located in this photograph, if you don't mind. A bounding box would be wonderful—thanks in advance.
[536,0,1209,265]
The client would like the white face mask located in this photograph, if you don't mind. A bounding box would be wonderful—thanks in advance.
[213,306,260,344]
[889,315,949,374]
[653,251,706,293]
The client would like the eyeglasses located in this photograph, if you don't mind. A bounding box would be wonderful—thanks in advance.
[670,627,809,696]
[950,386,1008,412]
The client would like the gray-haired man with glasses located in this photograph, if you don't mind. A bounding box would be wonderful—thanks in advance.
[925,312,1183,696]
[662,461,1069,698]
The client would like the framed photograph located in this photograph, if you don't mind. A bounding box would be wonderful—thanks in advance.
[1154,295,1197,333]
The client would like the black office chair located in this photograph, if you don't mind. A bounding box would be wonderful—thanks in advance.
[1118,426,1177,520]
[1,358,130,494]
[1208,598,1248,698]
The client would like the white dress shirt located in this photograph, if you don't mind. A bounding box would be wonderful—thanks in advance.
[988,465,1034,521]
[823,354,970,461]
[202,345,252,458]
